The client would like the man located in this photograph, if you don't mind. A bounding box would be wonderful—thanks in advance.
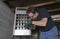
[26,7,58,39]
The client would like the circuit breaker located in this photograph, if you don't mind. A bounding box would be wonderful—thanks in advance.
[13,7,31,36]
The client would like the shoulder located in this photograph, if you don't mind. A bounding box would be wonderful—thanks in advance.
[37,7,50,18]
[38,7,48,13]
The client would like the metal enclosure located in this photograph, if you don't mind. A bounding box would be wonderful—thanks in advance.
[13,7,31,36]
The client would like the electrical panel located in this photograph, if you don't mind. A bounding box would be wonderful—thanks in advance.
[13,7,31,36]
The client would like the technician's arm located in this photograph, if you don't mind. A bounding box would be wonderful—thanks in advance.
[32,18,48,27]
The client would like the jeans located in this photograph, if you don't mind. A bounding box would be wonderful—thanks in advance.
[39,26,58,39]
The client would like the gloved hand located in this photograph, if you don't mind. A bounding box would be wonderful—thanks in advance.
[25,24,36,30]
[25,19,36,30]
[26,20,32,25]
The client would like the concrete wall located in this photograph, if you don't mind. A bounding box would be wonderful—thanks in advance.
[0,1,14,39]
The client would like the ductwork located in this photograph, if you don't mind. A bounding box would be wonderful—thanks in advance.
[0,0,14,39]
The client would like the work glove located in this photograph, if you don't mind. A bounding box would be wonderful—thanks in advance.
[25,24,36,30]
[26,20,32,25]
[25,19,36,30]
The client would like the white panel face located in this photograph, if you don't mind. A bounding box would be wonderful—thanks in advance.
[16,10,26,14]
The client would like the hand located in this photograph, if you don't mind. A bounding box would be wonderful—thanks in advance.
[25,24,36,30]
[25,20,36,30]
[26,20,32,25]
